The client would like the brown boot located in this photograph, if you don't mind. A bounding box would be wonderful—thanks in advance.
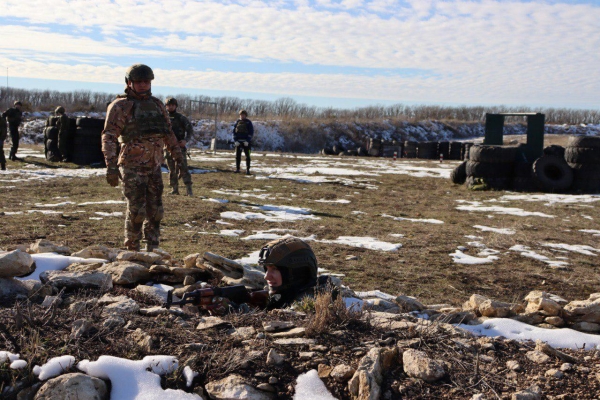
[169,185,179,195]
[185,184,193,196]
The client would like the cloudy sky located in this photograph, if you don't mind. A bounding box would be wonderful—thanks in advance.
[1,0,599,109]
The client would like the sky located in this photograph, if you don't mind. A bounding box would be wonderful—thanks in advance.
[1,0,599,109]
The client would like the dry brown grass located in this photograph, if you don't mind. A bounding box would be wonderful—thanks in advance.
[305,289,363,337]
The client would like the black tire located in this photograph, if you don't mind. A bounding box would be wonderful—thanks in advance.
[417,142,438,159]
[469,145,518,163]
[72,128,104,165]
[404,141,417,158]
[466,161,514,178]
[564,147,600,164]
[438,142,450,158]
[357,147,367,156]
[543,145,565,158]
[514,162,533,178]
[332,145,345,154]
[45,139,61,162]
[532,155,573,192]
[567,162,600,175]
[45,126,59,142]
[567,136,600,149]
[76,117,106,129]
[568,162,600,194]
[45,116,59,127]
[449,142,462,160]
[450,161,467,184]
[461,143,474,160]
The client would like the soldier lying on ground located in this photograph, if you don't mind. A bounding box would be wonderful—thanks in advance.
[165,237,332,313]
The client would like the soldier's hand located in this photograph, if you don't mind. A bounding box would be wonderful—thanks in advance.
[234,141,241,148]
[106,166,121,187]
[203,296,231,316]
[243,141,249,147]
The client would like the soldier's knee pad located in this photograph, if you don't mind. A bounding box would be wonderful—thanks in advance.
[132,206,147,224]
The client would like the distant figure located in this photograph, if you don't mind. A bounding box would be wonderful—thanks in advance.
[2,101,23,161]
[0,112,6,170]
[55,106,73,162]
[101,63,188,252]
[232,109,254,175]
[164,97,193,196]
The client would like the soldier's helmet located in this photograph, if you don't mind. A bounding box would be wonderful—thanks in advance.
[239,109,248,116]
[125,64,154,83]
[259,237,318,293]
[165,97,178,106]
[14,101,22,106]
[55,106,65,114]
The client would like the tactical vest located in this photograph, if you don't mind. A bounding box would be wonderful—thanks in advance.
[119,98,170,143]
[235,119,249,135]
[169,113,185,141]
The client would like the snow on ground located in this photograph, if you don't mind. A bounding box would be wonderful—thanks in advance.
[95,212,123,217]
[34,201,76,207]
[212,189,271,200]
[449,249,499,264]
[381,213,444,224]
[459,318,600,350]
[319,236,401,252]
[78,355,200,400]
[0,166,105,182]
[33,355,76,380]
[542,243,600,256]
[221,204,320,222]
[509,245,569,269]
[78,200,126,206]
[183,366,199,388]
[16,254,107,281]
[498,193,600,206]
[580,229,600,237]
[203,198,230,204]
[456,200,555,218]
[293,369,337,400]
[314,198,351,204]
[473,225,516,235]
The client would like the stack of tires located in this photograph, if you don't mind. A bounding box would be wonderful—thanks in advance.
[403,141,417,158]
[44,117,60,161]
[461,142,474,160]
[466,145,517,190]
[448,142,462,160]
[368,138,382,156]
[417,141,438,159]
[72,117,105,166]
[438,141,450,160]
[565,136,600,193]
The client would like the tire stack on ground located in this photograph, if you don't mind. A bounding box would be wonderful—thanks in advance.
[466,145,517,190]
[438,141,450,160]
[450,161,467,185]
[368,138,382,157]
[565,136,600,193]
[43,116,60,161]
[448,142,462,160]
[461,142,474,160]
[72,117,105,166]
[417,141,438,159]
[404,141,417,158]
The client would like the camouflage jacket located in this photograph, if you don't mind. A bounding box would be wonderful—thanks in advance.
[2,107,22,126]
[102,89,183,169]
[169,111,193,142]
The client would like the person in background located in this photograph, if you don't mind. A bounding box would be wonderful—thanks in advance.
[2,101,23,161]
[0,112,7,170]
[232,109,254,175]
[55,106,72,162]
[164,97,193,196]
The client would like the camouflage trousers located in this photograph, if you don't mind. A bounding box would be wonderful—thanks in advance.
[165,147,192,187]
[8,125,19,159]
[120,166,164,251]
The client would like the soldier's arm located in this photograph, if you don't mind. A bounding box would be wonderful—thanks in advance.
[248,120,254,139]
[183,115,194,142]
[101,100,127,168]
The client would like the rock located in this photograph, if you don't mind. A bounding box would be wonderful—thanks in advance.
[41,296,62,308]
[205,374,274,400]
[65,262,104,273]
[34,373,108,400]
[479,299,513,318]
[471,394,486,400]
[17,382,42,400]
[345,255,358,261]
[525,290,568,305]
[131,328,156,352]
[196,316,228,330]
[571,321,600,333]
[39,271,113,291]
[256,383,276,393]
[266,349,285,366]
[545,369,564,379]
[229,326,257,340]
[526,350,551,364]
[560,363,573,372]
[71,245,115,261]
[298,352,315,361]
[511,313,546,325]
[402,349,446,383]
[395,295,424,311]
[116,251,162,264]
[71,319,93,339]
[102,316,125,329]
[525,293,562,316]
[183,253,200,268]
[30,239,70,255]
[102,297,139,316]
[330,364,355,381]
[0,250,35,278]
[268,377,278,385]
[348,348,383,400]
[366,298,400,313]
[139,307,170,317]
[310,345,328,352]
[318,364,333,378]
[183,275,195,286]
[69,300,96,314]
[273,338,316,346]
[511,385,541,400]
[545,316,565,327]
[506,360,521,371]
[98,261,150,285]
[173,282,207,297]
[380,347,398,369]
[270,328,306,338]
[134,284,171,303]
[463,294,489,311]
[263,321,295,332]
[149,264,171,274]
[0,278,33,300]
[563,298,600,323]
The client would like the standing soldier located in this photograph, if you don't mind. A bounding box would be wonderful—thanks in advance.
[2,101,23,161]
[55,106,72,162]
[0,112,6,170]
[232,109,254,175]
[101,64,188,252]
[164,97,193,196]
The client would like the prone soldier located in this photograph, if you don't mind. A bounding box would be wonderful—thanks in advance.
[164,97,193,196]
[2,101,23,161]
[101,63,188,252]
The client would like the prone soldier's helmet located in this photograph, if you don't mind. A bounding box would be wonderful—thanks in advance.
[14,101,22,106]
[165,97,178,106]
[259,237,318,294]
[125,64,154,84]
[239,109,248,116]
[55,106,65,114]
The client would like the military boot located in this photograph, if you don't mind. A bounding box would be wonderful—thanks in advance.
[185,184,193,196]
[1,163,5,171]
[169,185,179,195]
[246,168,251,176]
[145,242,159,252]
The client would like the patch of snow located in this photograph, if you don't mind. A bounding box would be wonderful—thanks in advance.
[473,225,516,235]
[456,200,555,218]
[320,236,401,252]
[381,214,444,224]
[183,366,198,388]
[314,199,351,204]
[202,198,230,204]
[354,290,396,301]
[95,212,123,217]
[541,243,599,256]
[509,245,569,268]
[16,254,107,281]
[293,369,338,400]
[33,355,76,380]
[0,351,20,364]
[79,200,126,206]
[34,201,76,207]
[580,229,600,237]
[498,193,600,206]
[10,359,28,369]
[449,250,498,264]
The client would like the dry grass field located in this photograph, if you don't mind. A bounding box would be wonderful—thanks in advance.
[1,141,598,307]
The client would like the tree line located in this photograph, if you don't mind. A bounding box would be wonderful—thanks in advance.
[1,87,598,125]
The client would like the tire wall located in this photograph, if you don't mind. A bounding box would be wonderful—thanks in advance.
[466,145,517,190]
[72,117,105,166]
[565,135,600,194]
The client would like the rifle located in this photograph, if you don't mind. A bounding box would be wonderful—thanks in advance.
[163,285,269,312]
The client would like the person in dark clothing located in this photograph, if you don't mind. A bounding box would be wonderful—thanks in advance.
[232,109,254,175]
[164,97,193,196]
[2,101,23,161]
[55,106,72,162]
[0,113,7,170]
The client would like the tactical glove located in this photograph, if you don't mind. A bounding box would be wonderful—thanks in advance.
[106,166,121,187]
[234,141,241,148]
[243,141,249,147]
